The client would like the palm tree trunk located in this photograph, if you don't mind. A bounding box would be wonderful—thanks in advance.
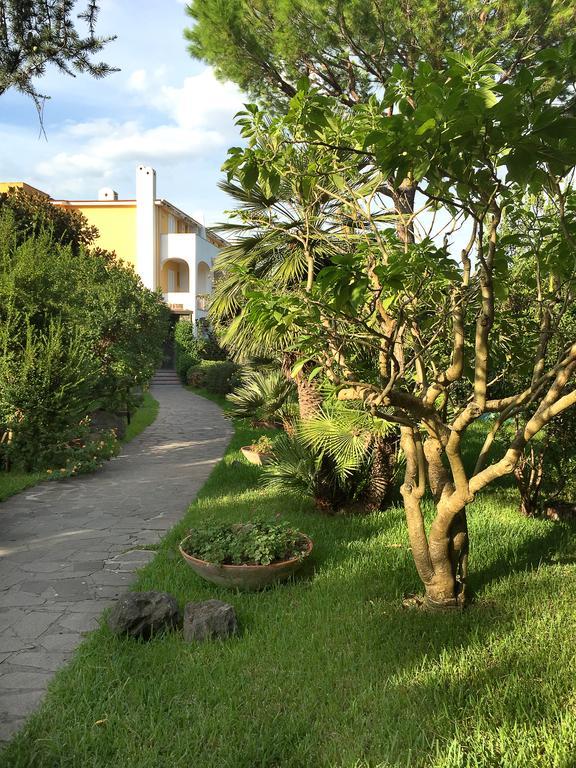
[364,434,398,510]
[281,354,323,421]
[295,372,323,420]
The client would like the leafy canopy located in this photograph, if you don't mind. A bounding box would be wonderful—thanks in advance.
[187,0,575,108]
[215,42,576,607]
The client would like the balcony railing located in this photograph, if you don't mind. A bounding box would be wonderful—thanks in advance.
[164,291,193,312]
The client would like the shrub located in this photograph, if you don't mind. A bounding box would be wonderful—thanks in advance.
[0,207,170,412]
[0,188,98,254]
[261,407,399,513]
[195,318,227,360]
[0,317,99,471]
[45,429,119,479]
[227,369,296,425]
[496,406,576,516]
[187,360,240,394]
[174,320,203,381]
[174,319,228,382]
[0,198,169,473]
[260,433,356,513]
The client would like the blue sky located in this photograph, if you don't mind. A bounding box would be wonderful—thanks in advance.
[0,0,245,227]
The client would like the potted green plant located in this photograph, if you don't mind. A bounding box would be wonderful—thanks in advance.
[240,435,274,466]
[179,520,313,590]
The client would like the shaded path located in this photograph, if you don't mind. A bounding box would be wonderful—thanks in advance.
[0,384,232,741]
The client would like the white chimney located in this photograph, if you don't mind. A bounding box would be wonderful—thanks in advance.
[98,187,118,201]
[136,165,157,291]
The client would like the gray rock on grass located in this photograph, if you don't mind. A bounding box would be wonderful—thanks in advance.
[107,591,180,640]
[183,600,238,642]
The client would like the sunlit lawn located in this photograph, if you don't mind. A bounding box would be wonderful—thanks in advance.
[2,413,576,767]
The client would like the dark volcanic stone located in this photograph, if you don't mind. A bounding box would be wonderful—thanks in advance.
[183,599,238,642]
[107,591,180,640]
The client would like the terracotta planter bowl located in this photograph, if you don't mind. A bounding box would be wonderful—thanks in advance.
[179,534,313,591]
[240,446,272,466]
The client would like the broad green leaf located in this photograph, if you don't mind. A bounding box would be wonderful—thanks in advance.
[416,118,436,135]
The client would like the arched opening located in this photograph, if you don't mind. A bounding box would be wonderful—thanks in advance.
[196,261,211,295]
[161,259,190,293]
[196,261,211,310]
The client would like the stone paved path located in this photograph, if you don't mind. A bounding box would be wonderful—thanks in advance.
[0,383,232,742]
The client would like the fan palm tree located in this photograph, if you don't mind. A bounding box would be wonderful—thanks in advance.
[213,137,400,509]
[262,405,400,512]
[211,142,352,419]
[227,368,297,426]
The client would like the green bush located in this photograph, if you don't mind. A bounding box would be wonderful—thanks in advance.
[0,206,170,411]
[174,320,203,381]
[195,318,227,360]
[0,187,98,254]
[174,319,228,382]
[227,368,296,425]
[45,429,119,479]
[261,407,399,513]
[0,317,99,471]
[260,433,346,512]
[187,360,240,394]
[0,199,169,472]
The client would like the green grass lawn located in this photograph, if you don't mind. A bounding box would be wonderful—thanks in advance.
[122,391,160,443]
[0,391,160,504]
[0,470,45,502]
[2,413,576,768]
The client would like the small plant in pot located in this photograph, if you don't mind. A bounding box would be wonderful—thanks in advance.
[240,435,274,466]
[179,519,313,591]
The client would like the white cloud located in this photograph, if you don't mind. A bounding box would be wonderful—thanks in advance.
[127,69,148,92]
[33,67,243,193]
[126,67,244,129]
[152,70,244,129]
[36,123,223,180]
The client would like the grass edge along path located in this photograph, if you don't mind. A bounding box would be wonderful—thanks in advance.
[2,409,576,768]
[0,470,45,503]
[122,390,159,443]
[0,390,160,503]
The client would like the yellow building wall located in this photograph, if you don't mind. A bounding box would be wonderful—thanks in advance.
[158,208,169,235]
[61,204,138,268]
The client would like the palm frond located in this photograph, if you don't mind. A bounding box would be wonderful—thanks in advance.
[227,369,296,422]
[260,434,323,498]
[298,405,394,481]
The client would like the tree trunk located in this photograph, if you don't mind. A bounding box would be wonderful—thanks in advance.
[425,507,469,607]
[295,372,323,420]
[405,501,469,609]
[401,429,469,609]
[364,434,398,510]
[513,445,544,517]
[281,354,323,421]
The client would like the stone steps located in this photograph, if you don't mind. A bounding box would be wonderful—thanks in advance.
[151,369,181,386]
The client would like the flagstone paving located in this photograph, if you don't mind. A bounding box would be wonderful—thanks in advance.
[0,383,232,742]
